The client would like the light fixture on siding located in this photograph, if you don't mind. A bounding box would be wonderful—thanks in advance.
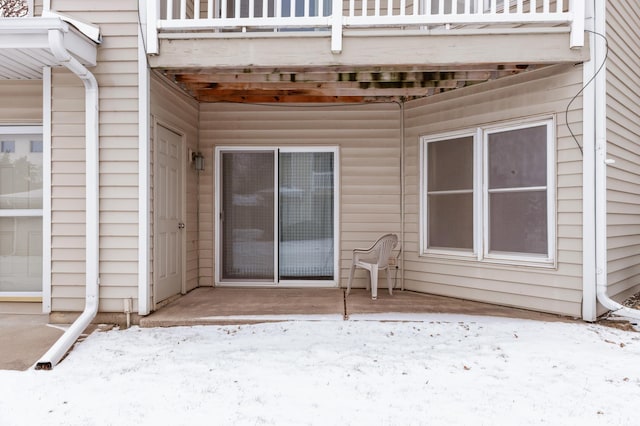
[192,151,205,171]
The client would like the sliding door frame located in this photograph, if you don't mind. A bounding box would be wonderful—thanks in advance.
[214,146,340,288]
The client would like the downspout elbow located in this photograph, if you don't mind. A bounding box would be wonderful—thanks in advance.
[596,283,640,321]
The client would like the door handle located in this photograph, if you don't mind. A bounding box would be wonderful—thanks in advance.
[178,222,185,229]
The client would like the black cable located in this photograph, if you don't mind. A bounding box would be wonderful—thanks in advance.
[565,29,609,156]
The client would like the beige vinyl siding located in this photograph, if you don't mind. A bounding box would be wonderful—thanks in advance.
[198,102,402,287]
[403,64,584,317]
[150,72,200,305]
[605,0,640,303]
[34,0,43,15]
[0,80,42,123]
[49,0,140,313]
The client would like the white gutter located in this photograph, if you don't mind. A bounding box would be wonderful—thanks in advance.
[35,28,100,369]
[591,0,640,321]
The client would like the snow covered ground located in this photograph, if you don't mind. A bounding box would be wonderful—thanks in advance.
[1,315,639,425]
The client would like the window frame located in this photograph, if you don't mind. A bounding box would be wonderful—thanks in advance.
[0,125,45,297]
[482,118,556,264]
[214,145,340,287]
[419,117,556,267]
[419,128,480,259]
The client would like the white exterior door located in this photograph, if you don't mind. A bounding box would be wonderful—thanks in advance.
[154,124,184,304]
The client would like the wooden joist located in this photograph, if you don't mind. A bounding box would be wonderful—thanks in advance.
[161,63,544,103]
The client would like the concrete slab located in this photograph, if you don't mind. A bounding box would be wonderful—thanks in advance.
[140,287,345,327]
[345,289,574,322]
[140,286,574,327]
[0,314,64,371]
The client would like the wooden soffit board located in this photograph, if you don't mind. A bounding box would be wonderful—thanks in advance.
[161,64,549,103]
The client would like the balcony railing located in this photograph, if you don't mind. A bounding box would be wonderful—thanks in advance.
[146,0,584,54]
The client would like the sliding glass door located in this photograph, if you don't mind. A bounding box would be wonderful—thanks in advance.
[217,147,337,285]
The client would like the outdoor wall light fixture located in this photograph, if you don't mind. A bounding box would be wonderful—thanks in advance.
[192,151,205,171]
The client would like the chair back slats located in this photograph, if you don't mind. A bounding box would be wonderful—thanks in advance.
[374,233,398,266]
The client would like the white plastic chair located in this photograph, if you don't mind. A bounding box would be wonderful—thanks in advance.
[346,234,399,300]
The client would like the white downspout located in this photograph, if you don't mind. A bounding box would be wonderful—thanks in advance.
[582,0,597,321]
[35,28,100,369]
[592,0,640,321]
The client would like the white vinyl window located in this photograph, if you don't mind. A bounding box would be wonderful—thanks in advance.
[0,126,44,295]
[421,118,555,265]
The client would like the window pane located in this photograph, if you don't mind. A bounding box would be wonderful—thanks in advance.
[0,133,43,209]
[488,125,547,189]
[489,191,547,255]
[279,152,334,280]
[428,193,473,250]
[428,136,474,191]
[0,217,42,292]
[221,152,275,280]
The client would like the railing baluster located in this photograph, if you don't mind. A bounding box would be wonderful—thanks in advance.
[331,0,343,52]
[154,0,582,51]
[147,0,159,54]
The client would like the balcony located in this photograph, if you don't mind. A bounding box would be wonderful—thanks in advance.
[147,0,585,54]
[145,0,587,102]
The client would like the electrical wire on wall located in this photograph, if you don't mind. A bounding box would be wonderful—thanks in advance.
[565,29,609,156]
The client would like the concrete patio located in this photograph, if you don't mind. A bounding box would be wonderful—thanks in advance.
[1,287,575,371]
[139,287,573,327]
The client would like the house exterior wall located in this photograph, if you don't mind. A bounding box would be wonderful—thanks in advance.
[149,72,200,306]
[49,0,140,313]
[0,80,41,123]
[198,102,402,287]
[605,0,640,303]
[403,64,585,317]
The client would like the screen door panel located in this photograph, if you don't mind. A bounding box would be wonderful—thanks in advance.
[278,152,334,280]
[221,151,275,280]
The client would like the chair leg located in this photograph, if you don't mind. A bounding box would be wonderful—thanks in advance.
[370,268,378,300]
[347,264,356,295]
[386,267,393,296]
